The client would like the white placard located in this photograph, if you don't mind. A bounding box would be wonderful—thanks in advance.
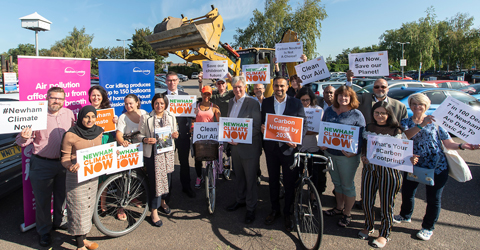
[432,96,480,144]
[202,60,228,79]
[167,95,197,117]
[193,122,219,143]
[317,122,360,154]
[366,134,414,173]
[242,64,270,84]
[77,142,117,183]
[156,126,174,154]
[294,56,330,85]
[218,117,253,144]
[304,108,323,133]
[0,101,48,134]
[348,51,389,76]
[109,143,144,174]
[275,42,303,63]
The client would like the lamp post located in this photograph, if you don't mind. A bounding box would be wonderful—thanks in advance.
[116,39,131,59]
[396,41,410,79]
[19,12,51,56]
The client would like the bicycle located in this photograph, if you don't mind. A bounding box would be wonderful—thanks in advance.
[290,152,333,250]
[92,131,149,237]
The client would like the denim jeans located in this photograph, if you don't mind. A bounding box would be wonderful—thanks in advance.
[399,169,449,230]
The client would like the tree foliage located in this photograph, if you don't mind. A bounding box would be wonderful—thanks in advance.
[47,27,94,58]
[233,0,327,59]
[7,44,36,63]
[127,28,164,73]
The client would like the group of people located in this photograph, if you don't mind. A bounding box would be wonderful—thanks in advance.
[16,69,479,249]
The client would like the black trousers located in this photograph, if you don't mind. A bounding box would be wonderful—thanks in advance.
[175,137,192,190]
[302,149,327,194]
[265,143,299,216]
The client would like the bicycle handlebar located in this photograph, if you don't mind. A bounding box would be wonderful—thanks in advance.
[290,152,334,173]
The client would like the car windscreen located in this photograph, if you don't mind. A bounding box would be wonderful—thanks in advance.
[447,90,477,104]
[387,89,416,100]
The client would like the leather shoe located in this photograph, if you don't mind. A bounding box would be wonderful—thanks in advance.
[159,206,171,215]
[226,202,246,212]
[284,215,294,232]
[52,223,68,231]
[264,210,281,225]
[39,233,51,247]
[245,210,255,224]
[182,188,196,198]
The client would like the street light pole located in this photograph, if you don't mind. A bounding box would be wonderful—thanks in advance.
[116,38,131,59]
[396,41,410,79]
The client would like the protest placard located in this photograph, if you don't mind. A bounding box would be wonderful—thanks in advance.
[317,122,360,153]
[432,96,480,144]
[348,51,389,77]
[264,114,304,144]
[275,42,303,63]
[109,143,144,174]
[167,95,196,117]
[77,142,117,183]
[366,134,414,173]
[193,122,219,143]
[294,56,330,85]
[3,72,18,93]
[304,108,323,133]
[202,60,228,79]
[156,126,174,154]
[95,108,116,133]
[18,56,91,115]
[242,64,270,84]
[0,101,47,134]
[219,118,253,144]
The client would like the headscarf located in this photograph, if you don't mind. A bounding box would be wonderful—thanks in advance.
[68,105,104,140]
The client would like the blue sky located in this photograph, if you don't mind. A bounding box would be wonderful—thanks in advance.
[0,0,478,63]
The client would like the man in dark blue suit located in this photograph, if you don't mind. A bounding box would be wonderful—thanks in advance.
[164,71,196,198]
[261,76,306,231]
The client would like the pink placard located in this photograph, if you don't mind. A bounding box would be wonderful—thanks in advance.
[18,56,91,114]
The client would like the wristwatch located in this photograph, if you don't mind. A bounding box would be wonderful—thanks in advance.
[458,143,465,150]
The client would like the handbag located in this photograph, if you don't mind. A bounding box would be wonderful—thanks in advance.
[442,143,472,182]
[407,167,435,186]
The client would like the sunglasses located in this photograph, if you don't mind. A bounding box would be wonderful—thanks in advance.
[373,86,388,89]
[216,81,226,85]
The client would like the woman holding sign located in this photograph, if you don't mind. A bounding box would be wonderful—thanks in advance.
[138,93,179,227]
[358,101,415,248]
[61,105,103,250]
[393,93,477,241]
[88,86,117,143]
[320,85,365,228]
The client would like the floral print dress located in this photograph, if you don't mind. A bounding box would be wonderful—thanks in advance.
[153,112,175,197]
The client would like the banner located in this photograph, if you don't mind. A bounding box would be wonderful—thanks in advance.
[95,108,116,133]
[264,114,304,144]
[294,57,330,85]
[193,122,219,143]
[304,108,323,133]
[219,118,253,144]
[109,143,144,174]
[99,60,155,115]
[156,126,174,154]
[18,56,91,114]
[317,122,360,154]
[242,64,270,84]
[167,95,196,117]
[432,96,480,144]
[275,42,303,63]
[202,60,228,79]
[348,51,389,76]
[366,134,414,173]
[0,101,48,134]
[77,142,117,183]
[3,72,18,93]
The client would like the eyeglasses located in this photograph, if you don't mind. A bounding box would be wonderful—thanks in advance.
[49,97,65,101]
[216,81,226,85]
[167,79,179,82]
[411,103,425,107]
[300,99,311,103]
[373,85,388,89]
[374,111,388,116]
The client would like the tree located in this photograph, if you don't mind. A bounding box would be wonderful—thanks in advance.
[49,27,94,58]
[127,28,164,73]
[233,0,327,59]
[7,44,36,63]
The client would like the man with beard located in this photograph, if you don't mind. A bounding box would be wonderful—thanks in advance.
[316,85,335,109]
[16,87,75,247]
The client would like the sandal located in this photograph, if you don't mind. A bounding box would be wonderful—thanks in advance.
[324,207,344,216]
[117,208,127,221]
[338,214,352,227]
[358,229,374,240]
[370,237,390,248]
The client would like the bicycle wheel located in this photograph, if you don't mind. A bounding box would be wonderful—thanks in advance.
[294,179,323,250]
[93,170,149,237]
[205,162,216,214]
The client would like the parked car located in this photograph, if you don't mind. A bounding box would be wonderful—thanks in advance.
[330,72,346,78]
[460,83,480,100]
[388,73,413,80]
[387,87,480,117]
[306,82,361,97]
[90,73,99,80]
[191,72,199,79]
[423,80,469,89]
[472,71,480,83]
[155,81,168,94]
[0,93,22,199]
[356,80,435,93]
[177,74,189,82]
